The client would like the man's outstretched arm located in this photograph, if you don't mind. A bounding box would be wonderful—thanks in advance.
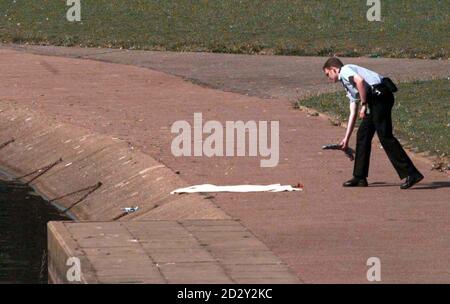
[340,101,358,150]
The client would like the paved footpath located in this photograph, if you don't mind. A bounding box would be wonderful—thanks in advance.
[1,44,449,283]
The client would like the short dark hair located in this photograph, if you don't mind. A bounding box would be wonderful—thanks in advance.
[322,57,344,70]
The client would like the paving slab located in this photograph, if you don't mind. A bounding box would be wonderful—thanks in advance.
[48,220,300,284]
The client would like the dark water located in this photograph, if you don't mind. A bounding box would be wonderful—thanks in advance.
[0,178,68,284]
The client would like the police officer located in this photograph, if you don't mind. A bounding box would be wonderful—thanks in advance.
[322,57,424,189]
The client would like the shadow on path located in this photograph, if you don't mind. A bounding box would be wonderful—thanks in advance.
[369,181,449,190]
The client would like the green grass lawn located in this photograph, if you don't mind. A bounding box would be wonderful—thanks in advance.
[0,0,448,58]
[297,79,450,159]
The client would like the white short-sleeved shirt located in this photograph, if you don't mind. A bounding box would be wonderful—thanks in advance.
[339,64,383,103]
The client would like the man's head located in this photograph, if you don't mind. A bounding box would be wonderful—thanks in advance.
[323,57,344,83]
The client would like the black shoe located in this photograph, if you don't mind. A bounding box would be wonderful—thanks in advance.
[400,173,424,189]
[343,177,368,187]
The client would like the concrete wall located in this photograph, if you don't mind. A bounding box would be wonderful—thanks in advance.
[0,102,229,222]
[0,102,239,283]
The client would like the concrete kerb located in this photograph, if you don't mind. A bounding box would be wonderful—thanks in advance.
[0,102,229,222]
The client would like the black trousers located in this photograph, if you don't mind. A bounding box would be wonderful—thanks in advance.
[353,88,420,179]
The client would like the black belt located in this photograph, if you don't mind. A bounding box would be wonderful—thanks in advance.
[371,77,398,95]
[370,83,389,96]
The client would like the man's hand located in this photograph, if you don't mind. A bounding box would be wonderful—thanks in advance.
[340,138,349,150]
[359,105,367,119]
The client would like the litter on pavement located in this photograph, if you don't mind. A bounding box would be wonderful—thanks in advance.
[171,184,303,194]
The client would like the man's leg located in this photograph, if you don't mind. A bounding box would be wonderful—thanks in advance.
[372,94,421,179]
[353,116,376,179]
